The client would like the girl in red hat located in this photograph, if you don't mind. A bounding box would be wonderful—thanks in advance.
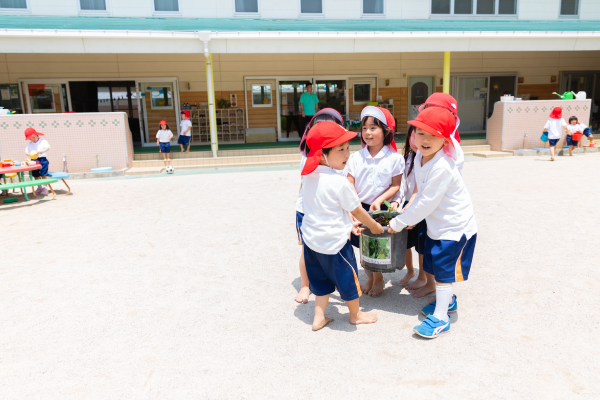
[346,105,404,296]
[179,110,192,153]
[300,121,383,330]
[156,120,173,163]
[388,107,477,339]
[543,107,568,161]
[295,108,344,304]
[24,127,51,195]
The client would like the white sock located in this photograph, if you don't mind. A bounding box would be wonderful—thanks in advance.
[433,284,453,322]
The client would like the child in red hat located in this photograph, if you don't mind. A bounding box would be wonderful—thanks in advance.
[156,120,173,163]
[346,105,404,296]
[178,110,192,153]
[388,107,477,339]
[24,127,51,195]
[301,121,383,331]
[543,107,567,161]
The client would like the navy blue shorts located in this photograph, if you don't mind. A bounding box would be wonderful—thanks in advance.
[566,136,579,146]
[296,211,304,245]
[178,135,190,146]
[548,139,559,147]
[304,240,362,301]
[403,201,427,254]
[159,142,171,153]
[423,234,477,284]
[32,157,49,177]
[583,128,592,137]
[351,202,388,248]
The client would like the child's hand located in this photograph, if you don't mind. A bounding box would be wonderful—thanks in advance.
[389,201,399,210]
[387,225,398,234]
[406,224,416,230]
[370,223,384,235]
[369,201,382,211]
[352,225,364,236]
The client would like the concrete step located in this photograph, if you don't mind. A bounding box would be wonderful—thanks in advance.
[132,153,302,168]
[511,147,598,156]
[125,160,300,175]
[472,151,512,158]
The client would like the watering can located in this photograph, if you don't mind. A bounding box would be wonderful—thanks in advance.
[552,92,574,100]
[573,91,586,100]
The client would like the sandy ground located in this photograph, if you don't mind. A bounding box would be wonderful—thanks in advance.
[1,153,599,399]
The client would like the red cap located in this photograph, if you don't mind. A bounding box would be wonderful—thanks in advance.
[159,120,168,125]
[418,93,461,142]
[181,110,190,118]
[407,107,457,146]
[550,107,562,119]
[24,127,44,140]
[299,108,344,155]
[301,121,357,176]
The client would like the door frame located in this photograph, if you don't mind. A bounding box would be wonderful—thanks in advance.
[19,79,72,115]
[407,76,434,121]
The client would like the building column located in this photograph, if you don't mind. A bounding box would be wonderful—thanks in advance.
[203,41,218,157]
[443,52,451,94]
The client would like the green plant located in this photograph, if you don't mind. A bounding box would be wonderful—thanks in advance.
[371,200,394,225]
[361,235,391,260]
[217,99,231,108]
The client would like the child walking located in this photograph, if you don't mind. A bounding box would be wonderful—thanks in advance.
[346,106,404,296]
[179,110,192,153]
[543,107,567,161]
[295,108,344,304]
[567,116,593,153]
[301,121,383,331]
[388,107,477,339]
[24,127,51,195]
[156,120,173,163]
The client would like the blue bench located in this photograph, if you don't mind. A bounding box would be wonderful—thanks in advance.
[48,172,71,196]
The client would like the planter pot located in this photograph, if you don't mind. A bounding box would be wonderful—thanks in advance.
[359,211,408,273]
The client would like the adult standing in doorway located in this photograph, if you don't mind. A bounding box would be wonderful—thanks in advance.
[299,83,319,136]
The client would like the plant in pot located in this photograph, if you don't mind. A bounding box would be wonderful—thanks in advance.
[217,99,231,109]
[359,200,408,273]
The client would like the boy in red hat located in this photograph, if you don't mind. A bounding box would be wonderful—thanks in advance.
[24,127,51,195]
[179,110,192,153]
[301,121,383,331]
[388,107,477,339]
[156,120,173,163]
[543,107,567,161]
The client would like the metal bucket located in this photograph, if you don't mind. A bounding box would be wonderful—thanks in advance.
[359,211,408,273]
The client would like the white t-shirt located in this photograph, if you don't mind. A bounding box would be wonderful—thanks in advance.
[567,122,587,135]
[26,139,50,158]
[389,150,477,242]
[345,146,404,205]
[300,165,361,254]
[180,119,192,137]
[156,129,173,143]
[295,155,307,213]
[544,118,567,140]
[393,153,416,205]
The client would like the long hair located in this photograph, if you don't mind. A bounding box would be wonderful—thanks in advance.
[404,125,416,177]
[360,116,393,147]
[299,113,343,155]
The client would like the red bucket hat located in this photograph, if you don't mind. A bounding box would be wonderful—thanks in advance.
[418,93,461,142]
[181,110,190,118]
[360,106,398,152]
[549,107,562,119]
[299,108,344,155]
[301,121,357,176]
[24,127,44,140]
[407,107,457,146]
[159,120,168,125]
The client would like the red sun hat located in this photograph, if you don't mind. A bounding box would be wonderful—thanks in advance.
[360,106,398,151]
[418,93,461,142]
[181,110,190,118]
[301,121,357,176]
[407,107,457,146]
[159,120,168,125]
[24,127,44,140]
[299,108,344,155]
[549,107,562,119]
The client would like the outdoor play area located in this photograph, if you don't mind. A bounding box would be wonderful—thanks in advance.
[1,152,598,398]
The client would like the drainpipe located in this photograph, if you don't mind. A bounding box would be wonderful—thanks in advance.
[201,37,218,158]
[443,52,451,94]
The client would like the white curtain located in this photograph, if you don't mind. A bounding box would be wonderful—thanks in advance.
[80,0,106,10]
[300,0,322,13]
[363,0,383,14]
[0,0,27,8]
[154,0,179,12]
[235,0,258,13]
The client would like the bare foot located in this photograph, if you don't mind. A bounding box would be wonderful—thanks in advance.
[294,286,310,304]
[312,317,334,331]
[368,273,384,296]
[360,277,373,295]
[399,269,415,285]
[406,272,427,291]
[412,281,436,298]
[350,311,378,325]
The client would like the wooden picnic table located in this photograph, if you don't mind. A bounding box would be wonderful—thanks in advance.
[0,164,58,201]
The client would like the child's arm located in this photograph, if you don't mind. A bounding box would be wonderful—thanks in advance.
[351,206,384,235]
[370,174,402,211]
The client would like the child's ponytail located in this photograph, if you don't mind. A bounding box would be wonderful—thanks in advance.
[404,125,416,177]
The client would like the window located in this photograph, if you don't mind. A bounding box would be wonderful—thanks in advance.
[252,84,272,107]
[300,0,322,14]
[431,0,517,16]
[150,86,173,110]
[363,0,384,15]
[0,0,28,10]
[235,0,258,14]
[154,0,179,12]
[28,85,56,113]
[353,83,371,104]
[80,0,106,11]
[560,0,579,16]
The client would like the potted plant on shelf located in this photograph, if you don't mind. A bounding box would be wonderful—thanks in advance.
[359,200,408,273]
[217,99,231,109]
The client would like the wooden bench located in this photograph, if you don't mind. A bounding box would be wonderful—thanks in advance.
[0,178,59,201]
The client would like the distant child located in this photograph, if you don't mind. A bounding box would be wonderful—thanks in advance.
[346,106,404,296]
[388,107,477,339]
[567,116,593,152]
[156,120,173,162]
[295,108,345,304]
[179,110,192,153]
[301,121,383,331]
[24,127,51,195]
[543,107,567,161]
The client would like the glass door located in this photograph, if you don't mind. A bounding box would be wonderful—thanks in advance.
[138,81,179,145]
[453,77,489,133]
[561,72,598,128]
[315,80,346,116]
[279,81,310,139]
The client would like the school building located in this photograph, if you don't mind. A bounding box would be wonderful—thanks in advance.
[0,0,599,171]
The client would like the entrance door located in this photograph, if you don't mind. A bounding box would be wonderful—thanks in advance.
[315,80,346,117]
[561,72,599,128]
[278,80,310,140]
[138,82,179,145]
[454,77,489,133]
[408,77,433,120]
